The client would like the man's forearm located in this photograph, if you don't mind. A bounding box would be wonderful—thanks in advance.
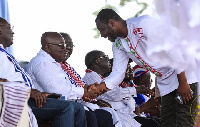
[177,71,188,86]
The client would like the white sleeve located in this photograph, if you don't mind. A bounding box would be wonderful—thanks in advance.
[0,52,8,78]
[32,61,84,100]
[82,73,102,85]
[140,16,186,73]
[140,16,184,56]
[167,48,186,74]
[99,86,137,101]
[104,44,129,89]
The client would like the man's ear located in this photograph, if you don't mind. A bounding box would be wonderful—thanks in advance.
[108,19,115,27]
[44,44,51,53]
[0,27,2,34]
[95,59,101,66]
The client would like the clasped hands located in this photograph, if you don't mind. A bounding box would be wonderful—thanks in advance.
[82,82,108,101]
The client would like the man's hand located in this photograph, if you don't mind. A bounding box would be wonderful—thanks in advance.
[91,82,108,95]
[0,78,9,82]
[136,85,153,97]
[177,72,193,104]
[134,107,140,116]
[30,89,49,107]
[82,82,108,101]
[139,97,161,116]
[82,84,99,101]
[177,83,192,104]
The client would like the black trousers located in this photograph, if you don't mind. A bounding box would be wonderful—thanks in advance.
[86,109,114,127]
[85,110,98,127]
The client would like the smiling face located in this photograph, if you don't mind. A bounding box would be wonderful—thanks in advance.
[96,19,118,42]
[45,33,68,63]
[60,33,74,60]
[97,52,111,74]
[0,21,14,48]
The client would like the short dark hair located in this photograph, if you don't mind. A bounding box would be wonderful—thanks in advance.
[85,50,103,69]
[0,17,8,25]
[95,8,122,24]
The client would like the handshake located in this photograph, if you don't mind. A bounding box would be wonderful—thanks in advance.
[82,82,108,101]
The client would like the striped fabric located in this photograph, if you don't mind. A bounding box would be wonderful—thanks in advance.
[60,62,85,87]
[60,64,97,102]
[0,82,31,127]
[0,47,33,88]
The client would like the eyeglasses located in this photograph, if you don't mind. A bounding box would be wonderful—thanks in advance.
[0,24,14,31]
[47,43,66,49]
[98,55,109,61]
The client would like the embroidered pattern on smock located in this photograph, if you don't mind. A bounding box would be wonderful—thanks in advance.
[60,62,85,87]
[114,33,162,77]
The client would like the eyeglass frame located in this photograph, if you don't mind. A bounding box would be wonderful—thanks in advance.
[97,55,109,61]
[47,43,75,49]
[0,24,14,31]
[47,43,67,49]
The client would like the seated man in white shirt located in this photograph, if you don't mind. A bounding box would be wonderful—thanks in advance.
[83,50,160,127]
[0,17,86,127]
[109,59,159,117]
[25,32,113,127]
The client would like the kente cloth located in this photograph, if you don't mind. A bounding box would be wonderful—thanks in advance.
[0,82,37,127]
[0,46,33,88]
[0,45,37,127]
[60,62,85,87]
[60,63,97,109]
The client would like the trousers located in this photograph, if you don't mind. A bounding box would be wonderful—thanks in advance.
[28,98,86,127]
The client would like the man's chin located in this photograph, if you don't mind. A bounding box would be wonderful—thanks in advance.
[108,38,116,42]
[7,42,13,48]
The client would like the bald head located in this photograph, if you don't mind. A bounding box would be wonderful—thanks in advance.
[41,32,63,49]
[40,31,67,62]
[0,17,8,25]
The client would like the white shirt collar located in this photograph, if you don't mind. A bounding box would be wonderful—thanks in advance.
[38,49,57,63]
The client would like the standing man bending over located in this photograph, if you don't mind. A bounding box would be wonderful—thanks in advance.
[93,9,197,127]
